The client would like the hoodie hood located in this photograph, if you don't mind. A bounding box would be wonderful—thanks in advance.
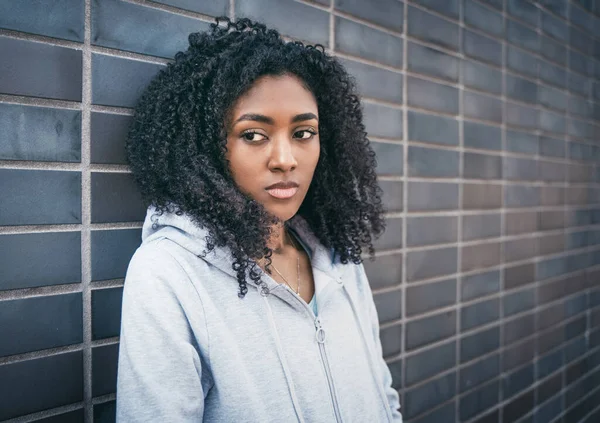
[141,205,338,292]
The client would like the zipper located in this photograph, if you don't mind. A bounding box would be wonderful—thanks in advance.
[314,316,343,423]
[282,284,343,423]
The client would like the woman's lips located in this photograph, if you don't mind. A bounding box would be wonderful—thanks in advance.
[266,186,299,199]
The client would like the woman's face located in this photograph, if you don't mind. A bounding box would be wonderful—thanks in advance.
[225,74,320,222]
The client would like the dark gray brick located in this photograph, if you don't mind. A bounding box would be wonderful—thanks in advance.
[407,111,458,146]
[407,216,457,247]
[407,182,459,211]
[92,0,209,58]
[91,173,145,224]
[503,364,534,400]
[0,351,83,421]
[539,60,567,88]
[503,157,538,181]
[373,217,402,250]
[372,141,403,175]
[335,0,403,32]
[461,242,501,272]
[411,0,459,18]
[407,76,459,115]
[507,46,538,78]
[462,60,502,95]
[406,310,456,350]
[335,17,402,67]
[462,213,501,241]
[538,84,567,112]
[153,0,228,15]
[407,42,459,82]
[464,0,504,37]
[405,341,456,386]
[507,19,539,52]
[540,35,567,65]
[0,37,82,101]
[505,211,536,235]
[506,74,537,104]
[539,109,566,134]
[91,229,142,281]
[504,238,537,263]
[537,234,563,256]
[569,26,592,55]
[404,372,456,420]
[0,103,81,162]
[463,183,502,209]
[568,72,591,98]
[363,254,402,289]
[0,232,81,290]
[379,180,403,212]
[464,91,503,123]
[541,10,567,42]
[407,6,459,50]
[504,288,535,316]
[363,103,403,139]
[461,270,500,301]
[406,277,456,316]
[90,112,132,165]
[340,58,403,103]
[0,0,83,41]
[505,185,539,208]
[92,287,124,340]
[461,325,500,363]
[538,210,565,231]
[0,293,82,357]
[538,160,565,182]
[539,0,567,18]
[92,343,119,397]
[504,338,535,372]
[461,297,500,331]
[92,53,164,108]
[239,0,329,46]
[506,101,538,129]
[505,263,535,290]
[408,146,459,177]
[506,130,538,155]
[539,136,565,158]
[507,0,538,26]
[460,353,500,393]
[406,246,458,282]
[380,323,402,357]
[373,288,402,324]
[464,121,502,150]
[460,380,500,421]
[463,29,502,66]
[464,152,502,179]
[0,169,81,226]
[570,2,594,33]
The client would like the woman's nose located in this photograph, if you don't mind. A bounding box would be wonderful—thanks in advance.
[268,137,297,172]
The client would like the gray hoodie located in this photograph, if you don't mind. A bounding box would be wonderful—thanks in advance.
[116,206,403,422]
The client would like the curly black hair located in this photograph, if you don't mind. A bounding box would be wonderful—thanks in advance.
[126,16,385,298]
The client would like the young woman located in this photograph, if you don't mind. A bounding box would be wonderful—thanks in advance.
[116,17,402,422]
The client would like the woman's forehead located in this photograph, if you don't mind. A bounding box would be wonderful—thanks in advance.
[230,74,318,119]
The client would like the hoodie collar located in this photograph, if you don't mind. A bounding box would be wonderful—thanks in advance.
[141,205,338,291]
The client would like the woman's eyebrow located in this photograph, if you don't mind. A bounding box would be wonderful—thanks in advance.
[235,113,274,125]
[234,112,318,126]
[291,113,318,123]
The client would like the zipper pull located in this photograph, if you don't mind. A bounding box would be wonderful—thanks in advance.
[315,317,326,344]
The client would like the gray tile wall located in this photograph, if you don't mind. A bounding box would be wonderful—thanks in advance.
[0,0,599,422]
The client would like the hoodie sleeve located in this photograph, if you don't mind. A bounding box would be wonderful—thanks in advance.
[116,242,210,422]
[360,265,403,422]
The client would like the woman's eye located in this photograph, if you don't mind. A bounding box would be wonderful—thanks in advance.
[294,130,317,140]
[241,132,267,142]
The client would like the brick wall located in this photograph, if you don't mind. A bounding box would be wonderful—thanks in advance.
[0,0,599,422]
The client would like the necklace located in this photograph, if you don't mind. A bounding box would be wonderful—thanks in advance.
[268,230,301,295]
